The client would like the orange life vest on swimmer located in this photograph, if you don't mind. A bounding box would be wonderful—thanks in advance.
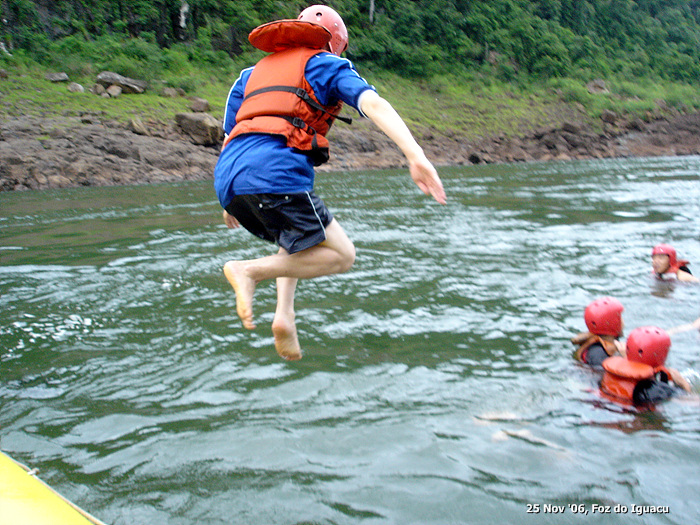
[571,332,619,363]
[600,356,672,405]
[224,20,352,166]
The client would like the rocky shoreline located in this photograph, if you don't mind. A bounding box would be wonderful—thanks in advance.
[2,109,700,192]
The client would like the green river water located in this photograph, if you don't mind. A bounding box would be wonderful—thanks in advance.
[1,156,699,524]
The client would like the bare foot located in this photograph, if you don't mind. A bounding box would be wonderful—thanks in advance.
[223,261,256,330]
[272,314,302,361]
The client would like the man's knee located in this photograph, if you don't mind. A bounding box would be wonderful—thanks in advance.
[324,219,355,272]
[338,244,356,273]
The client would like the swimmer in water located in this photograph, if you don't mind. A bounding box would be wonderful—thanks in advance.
[600,326,692,407]
[571,297,626,368]
[651,244,698,282]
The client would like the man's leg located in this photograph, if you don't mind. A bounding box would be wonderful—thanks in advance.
[273,273,301,360]
[223,218,355,330]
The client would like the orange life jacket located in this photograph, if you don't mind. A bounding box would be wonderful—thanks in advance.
[224,20,352,166]
[600,355,672,404]
[571,332,619,363]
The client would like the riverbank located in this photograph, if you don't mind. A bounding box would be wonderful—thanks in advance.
[2,109,700,192]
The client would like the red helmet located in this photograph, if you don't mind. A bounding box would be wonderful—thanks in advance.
[652,244,677,269]
[626,326,670,368]
[584,297,624,337]
[298,5,348,55]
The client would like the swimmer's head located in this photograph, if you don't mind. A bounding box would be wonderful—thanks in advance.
[298,5,348,55]
[651,244,677,275]
[626,326,670,368]
[584,296,624,337]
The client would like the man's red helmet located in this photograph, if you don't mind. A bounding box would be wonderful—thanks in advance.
[626,326,670,368]
[298,5,348,55]
[584,297,624,337]
[652,244,678,273]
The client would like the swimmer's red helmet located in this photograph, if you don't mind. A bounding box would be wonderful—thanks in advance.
[652,244,678,268]
[626,326,670,368]
[584,296,624,337]
[298,5,348,55]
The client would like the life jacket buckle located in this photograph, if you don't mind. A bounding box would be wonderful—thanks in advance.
[294,87,310,101]
[291,117,307,129]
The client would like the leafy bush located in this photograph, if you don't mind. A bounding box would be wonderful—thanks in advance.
[2,0,700,125]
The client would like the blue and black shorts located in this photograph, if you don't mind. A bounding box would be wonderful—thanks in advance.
[225,191,333,254]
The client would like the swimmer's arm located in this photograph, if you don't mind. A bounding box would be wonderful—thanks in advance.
[570,331,591,345]
[668,316,700,335]
[677,269,700,282]
[668,368,692,392]
[359,90,446,205]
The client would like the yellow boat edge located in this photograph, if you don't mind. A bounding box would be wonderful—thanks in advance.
[0,450,108,525]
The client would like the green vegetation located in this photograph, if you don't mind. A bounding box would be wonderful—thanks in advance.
[1,0,700,138]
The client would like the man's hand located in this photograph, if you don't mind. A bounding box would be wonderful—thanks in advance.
[223,209,240,229]
[409,155,446,205]
[359,90,446,205]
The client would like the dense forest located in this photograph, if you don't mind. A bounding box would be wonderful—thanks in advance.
[2,0,700,86]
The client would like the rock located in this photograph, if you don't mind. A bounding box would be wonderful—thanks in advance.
[627,117,645,131]
[561,122,580,134]
[561,131,585,149]
[47,174,73,187]
[175,112,223,146]
[106,85,123,98]
[601,110,617,124]
[468,152,484,164]
[0,69,8,79]
[46,72,70,82]
[0,116,220,191]
[128,118,150,136]
[96,71,147,94]
[189,97,210,112]
[80,115,100,124]
[542,132,567,151]
[67,82,84,93]
[162,87,180,98]
[91,84,106,96]
[587,79,609,94]
[4,107,700,192]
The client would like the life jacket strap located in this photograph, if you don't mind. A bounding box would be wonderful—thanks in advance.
[275,115,329,165]
[244,85,353,125]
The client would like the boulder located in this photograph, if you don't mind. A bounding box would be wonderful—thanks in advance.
[587,79,609,94]
[46,72,69,82]
[561,122,580,134]
[106,85,123,98]
[189,97,210,112]
[626,117,645,131]
[0,116,220,191]
[67,82,84,93]
[175,112,222,146]
[96,71,147,94]
[601,109,617,125]
[128,118,150,136]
